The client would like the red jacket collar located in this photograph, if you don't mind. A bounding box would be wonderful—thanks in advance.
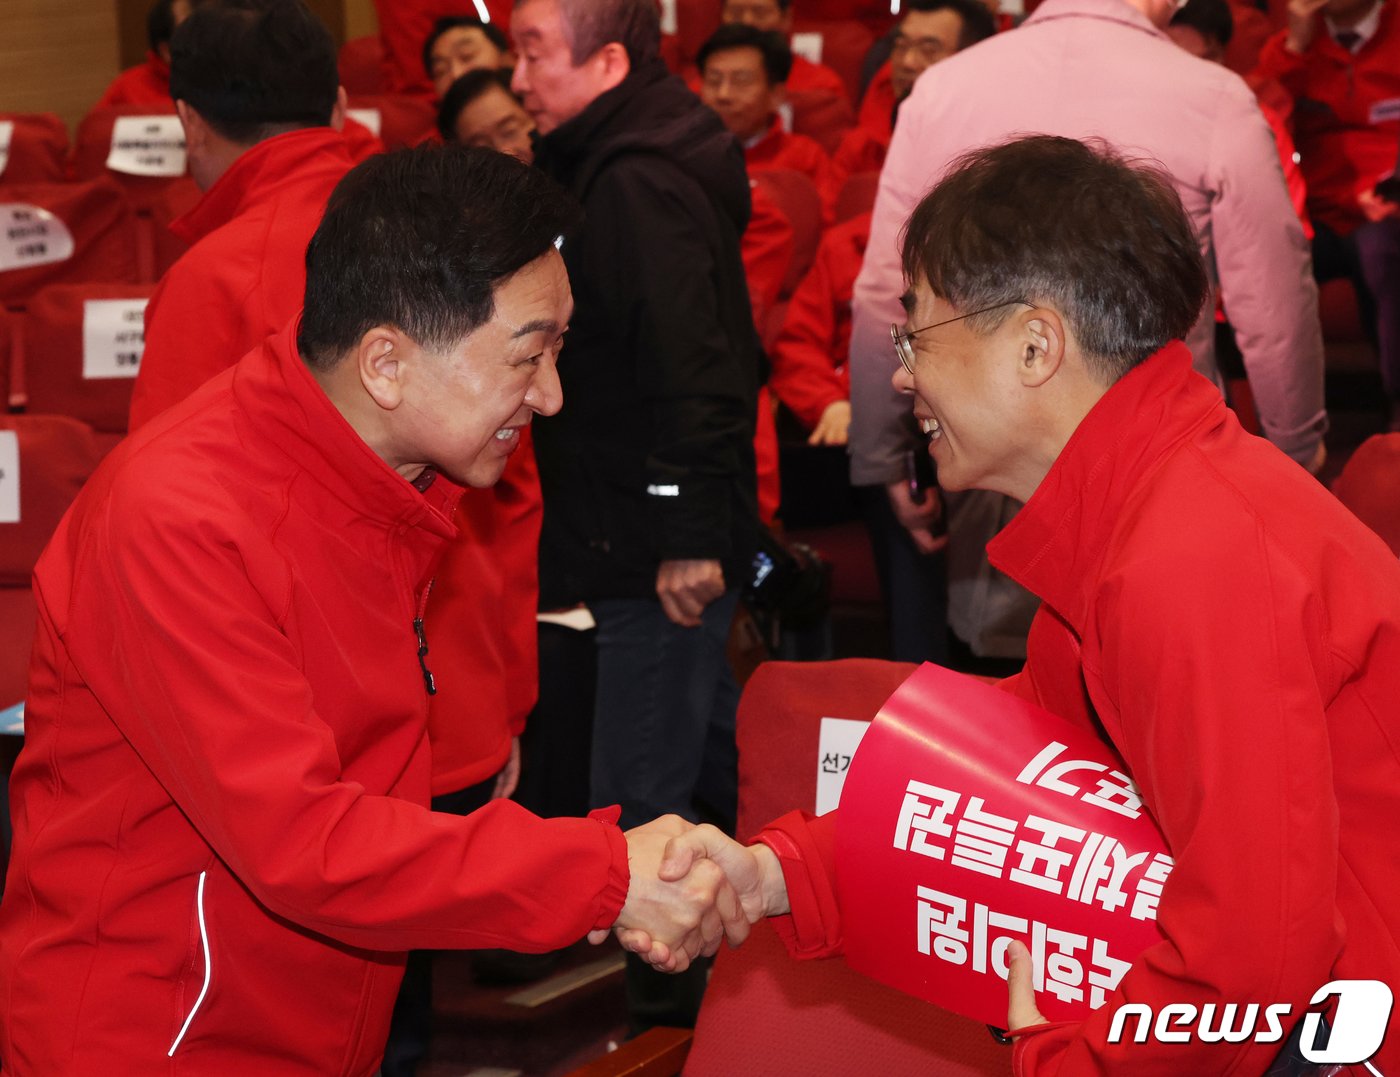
[986,342,1226,633]
[171,126,353,247]
[232,319,463,539]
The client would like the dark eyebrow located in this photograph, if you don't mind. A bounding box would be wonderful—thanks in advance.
[511,319,558,339]
[899,292,915,316]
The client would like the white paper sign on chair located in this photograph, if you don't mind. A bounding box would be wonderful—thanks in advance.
[0,430,19,524]
[83,298,150,380]
[106,115,187,177]
[0,204,74,272]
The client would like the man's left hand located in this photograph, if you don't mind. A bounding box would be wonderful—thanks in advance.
[656,559,725,627]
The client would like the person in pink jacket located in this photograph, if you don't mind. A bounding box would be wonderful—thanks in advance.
[633,135,1400,1077]
[847,0,1328,569]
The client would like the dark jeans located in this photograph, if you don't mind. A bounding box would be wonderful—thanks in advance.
[378,777,497,1077]
[589,591,741,832]
[591,591,742,1035]
[854,484,950,666]
[1314,217,1400,401]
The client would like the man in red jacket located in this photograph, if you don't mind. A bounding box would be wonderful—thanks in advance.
[1254,0,1400,425]
[720,0,850,98]
[94,0,200,109]
[633,136,1400,1075]
[127,0,356,431]
[0,144,747,1076]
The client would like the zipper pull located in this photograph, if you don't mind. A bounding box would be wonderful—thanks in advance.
[413,617,437,696]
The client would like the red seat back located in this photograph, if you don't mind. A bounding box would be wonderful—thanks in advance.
[0,114,70,185]
[0,180,141,305]
[21,282,157,434]
[751,169,823,299]
[0,415,105,587]
[833,169,879,223]
[339,34,387,96]
[790,19,877,104]
[72,105,194,217]
[789,88,856,155]
[685,659,1011,1077]
[1333,434,1400,558]
[346,95,437,150]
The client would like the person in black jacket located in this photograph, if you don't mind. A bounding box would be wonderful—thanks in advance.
[512,0,764,1031]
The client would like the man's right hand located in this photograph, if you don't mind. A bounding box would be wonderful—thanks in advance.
[886,478,948,556]
[1285,0,1328,53]
[656,559,725,628]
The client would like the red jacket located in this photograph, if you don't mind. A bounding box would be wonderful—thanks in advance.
[95,52,173,110]
[744,182,795,523]
[760,344,1400,1075]
[825,123,888,208]
[425,434,542,795]
[767,212,865,430]
[129,127,355,431]
[1254,4,1400,234]
[856,61,896,145]
[789,54,850,101]
[0,323,628,1076]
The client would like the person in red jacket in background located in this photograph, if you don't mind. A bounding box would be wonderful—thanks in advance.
[746,182,798,523]
[767,211,868,447]
[1254,0,1400,425]
[720,0,850,98]
[374,0,513,95]
[423,14,514,99]
[698,25,838,202]
[629,135,1400,1077]
[94,0,200,109]
[437,66,536,157]
[128,0,357,431]
[833,0,996,207]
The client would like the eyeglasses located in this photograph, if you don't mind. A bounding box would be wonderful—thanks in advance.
[891,301,1026,375]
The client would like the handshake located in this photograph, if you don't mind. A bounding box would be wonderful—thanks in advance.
[587,816,792,972]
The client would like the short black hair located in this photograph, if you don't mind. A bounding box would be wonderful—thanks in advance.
[902,135,1208,383]
[535,0,660,66]
[169,0,337,144]
[1170,0,1234,47]
[421,16,511,77]
[697,24,793,85]
[437,68,517,141]
[299,145,582,369]
[906,0,998,50]
[147,0,198,52]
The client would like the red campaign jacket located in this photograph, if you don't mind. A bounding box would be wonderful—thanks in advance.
[759,344,1400,1075]
[1254,4,1400,234]
[129,126,355,431]
[790,54,850,101]
[94,52,173,110]
[425,433,542,795]
[767,212,866,430]
[0,323,628,1076]
[743,183,795,523]
[825,124,888,208]
[856,62,896,145]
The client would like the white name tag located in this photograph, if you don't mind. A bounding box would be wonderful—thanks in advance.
[1369,98,1400,125]
[0,121,13,180]
[0,431,19,524]
[0,204,75,272]
[816,716,871,814]
[347,108,383,138]
[83,298,149,379]
[106,115,187,177]
[791,32,825,65]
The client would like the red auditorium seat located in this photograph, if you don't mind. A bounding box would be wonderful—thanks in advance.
[346,94,437,149]
[20,282,156,435]
[0,113,69,186]
[833,169,879,223]
[339,34,387,96]
[566,659,1014,1077]
[789,88,857,155]
[751,169,823,299]
[0,415,108,707]
[0,307,12,410]
[1333,434,1400,557]
[0,179,142,305]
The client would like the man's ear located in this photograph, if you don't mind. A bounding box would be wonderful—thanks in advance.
[355,326,412,412]
[175,100,206,153]
[1016,307,1068,389]
[592,42,632,94]
[330,85,348,132]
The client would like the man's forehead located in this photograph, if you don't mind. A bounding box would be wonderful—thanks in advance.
[900,9,964,40]
[708,46,765,71]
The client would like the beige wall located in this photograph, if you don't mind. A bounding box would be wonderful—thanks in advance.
[345,0,378,40]
[0,0,122,130]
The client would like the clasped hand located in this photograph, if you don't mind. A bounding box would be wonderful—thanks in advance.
[588,816,787,972]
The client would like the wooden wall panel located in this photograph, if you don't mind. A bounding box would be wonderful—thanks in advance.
[0,0,122,130]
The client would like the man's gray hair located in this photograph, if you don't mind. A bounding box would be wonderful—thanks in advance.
[518,0,660,65]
